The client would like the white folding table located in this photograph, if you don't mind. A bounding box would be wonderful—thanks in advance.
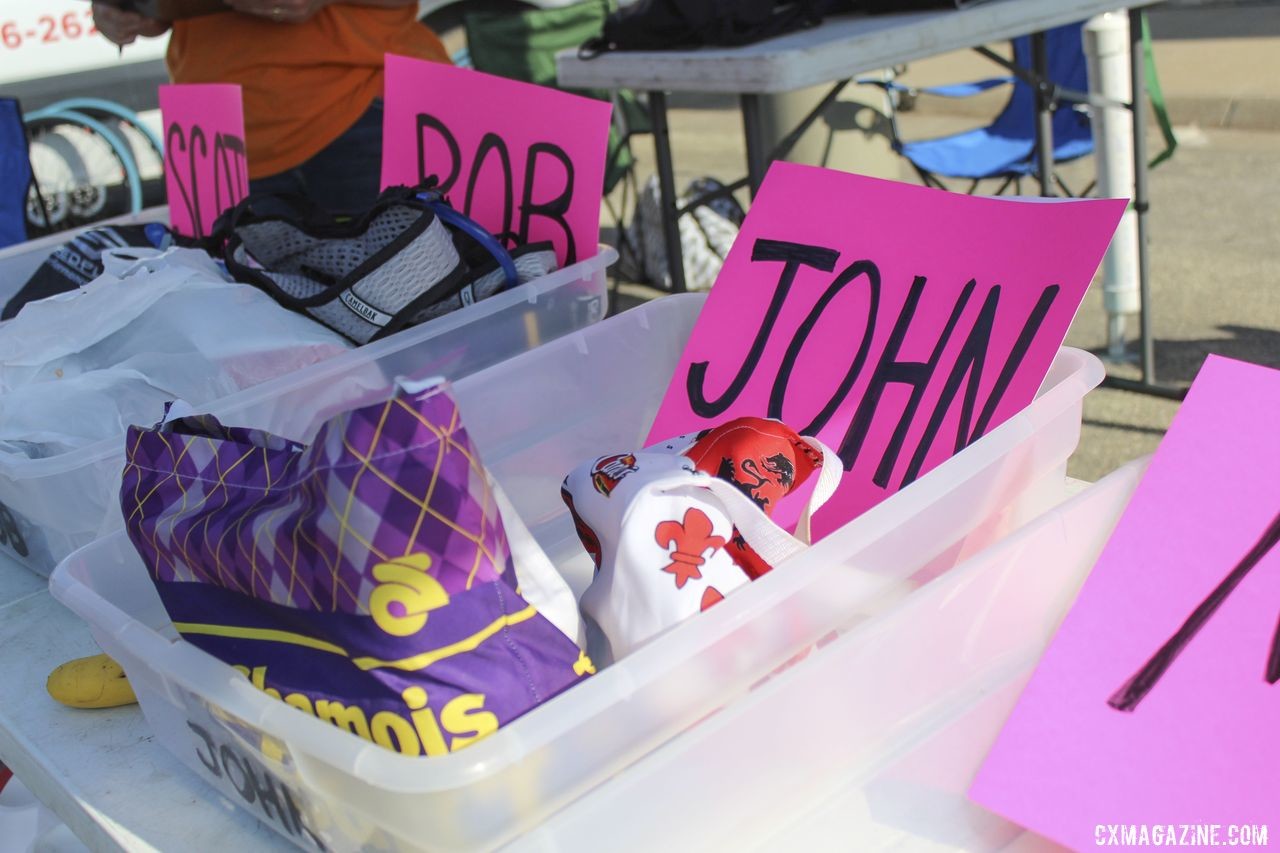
[0,552,290,852]
[557,0,1176,396]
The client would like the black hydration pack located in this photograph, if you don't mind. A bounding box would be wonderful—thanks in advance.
[582,0,830,54]
[579,0,986,55]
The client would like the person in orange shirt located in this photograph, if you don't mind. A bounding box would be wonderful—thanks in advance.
[92,0,451,213]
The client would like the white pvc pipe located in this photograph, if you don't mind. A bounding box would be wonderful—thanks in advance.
[1084,13,1139,359]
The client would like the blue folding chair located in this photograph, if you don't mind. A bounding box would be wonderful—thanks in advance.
[0,98,34,250]
[883,22,1093,196]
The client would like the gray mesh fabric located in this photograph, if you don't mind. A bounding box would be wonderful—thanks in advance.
[256,269,323,301]
[410,247,559,325]
[309,301,380,343]
[501,247,559,289]
[233,206,463,344]
[228,198,567,345]
[236,206,425,282]
[347,217,461,316]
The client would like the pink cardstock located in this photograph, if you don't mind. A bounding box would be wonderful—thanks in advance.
[647,162,1125,537]
[158,84,249,240]
[380,55,613,267]
[971,355,1280,847]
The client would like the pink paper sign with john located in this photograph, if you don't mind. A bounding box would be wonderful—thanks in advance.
[971,355,1280,849]
[159,83,249,240]
[380,55,612,267]
[647,162,1125,537]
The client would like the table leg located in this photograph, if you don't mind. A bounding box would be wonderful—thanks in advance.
[1100,10,1184,402]
[648,90,687,294]
[1030,30,1055,197]
[1129,7,1155,386]
[741,94,768,198]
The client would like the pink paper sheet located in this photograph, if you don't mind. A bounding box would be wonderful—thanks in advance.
[158,84,248,239]
[972,355,1280,847]
[380,55,613,267]
[647,162,1125,537]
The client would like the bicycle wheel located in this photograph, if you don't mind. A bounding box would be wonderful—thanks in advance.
[24,112,142,235]
[42,99,164,192]
[77,112,165,209]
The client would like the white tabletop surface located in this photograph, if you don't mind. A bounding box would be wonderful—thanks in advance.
[0,555,290,853]
[557,0,1164,94]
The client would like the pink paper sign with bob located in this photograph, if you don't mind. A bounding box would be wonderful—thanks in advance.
[381,55,612,267]
[158,83,249,240]
[971,355,1280,849]
[647,162,1125,538]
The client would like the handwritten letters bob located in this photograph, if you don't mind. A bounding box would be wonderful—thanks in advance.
[381,55,613,268]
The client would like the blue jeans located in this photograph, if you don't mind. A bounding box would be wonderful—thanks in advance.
[249,99,384,215]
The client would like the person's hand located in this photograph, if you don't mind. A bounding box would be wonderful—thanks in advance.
[91,2,169,46]
[226,0,331,24]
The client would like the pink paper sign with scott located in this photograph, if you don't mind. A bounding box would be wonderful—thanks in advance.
[159,83,249,240]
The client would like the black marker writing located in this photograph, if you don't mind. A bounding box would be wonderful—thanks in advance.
[416,113,461,192]
[188,720,326,849]
[840,274,974,487]
[1108,510,1280,712]
[213,131,248,216]
[415,112,577,261]
[769,257,878,436]
[464,132,514,243]
[166,123,246,240]
[166,121,202,238]
[519,142,575,264]
[902,283,1059,485]
[687,238,839,419]
[686,236,1061,490]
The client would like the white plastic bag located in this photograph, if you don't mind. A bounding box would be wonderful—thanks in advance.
[0,246,350,458]
[495,479,586,648]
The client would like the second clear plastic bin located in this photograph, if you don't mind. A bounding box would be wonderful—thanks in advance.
[526,459,1147,852]
[51,293,1106,852]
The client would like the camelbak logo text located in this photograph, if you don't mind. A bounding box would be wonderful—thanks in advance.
[339,291,393,327]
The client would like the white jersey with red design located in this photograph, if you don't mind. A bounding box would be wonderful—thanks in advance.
[649,416,827,579]
[562,417,841,664]
[564,452,752,662]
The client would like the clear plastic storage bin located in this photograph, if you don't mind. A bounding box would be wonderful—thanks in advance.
[524,459,1147,852]
[51,293,1106,852]
[2,245,612,575]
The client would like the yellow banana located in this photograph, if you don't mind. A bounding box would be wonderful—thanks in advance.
[46,654,138,709]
